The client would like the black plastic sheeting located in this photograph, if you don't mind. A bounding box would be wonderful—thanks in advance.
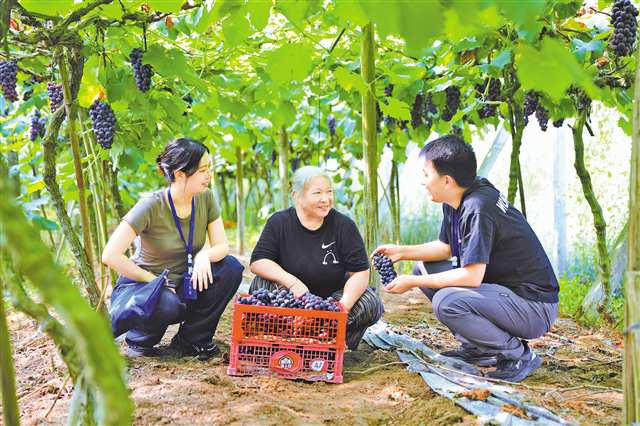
[363,321,574,426]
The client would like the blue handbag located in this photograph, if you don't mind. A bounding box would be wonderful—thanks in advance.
[109,269,168,337]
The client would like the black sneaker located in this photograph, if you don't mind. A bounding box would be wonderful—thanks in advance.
[125,343,160,358]
[486,344,542,382]
[169,334,220,361]
[441,346,497,367]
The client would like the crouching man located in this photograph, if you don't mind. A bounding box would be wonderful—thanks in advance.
[374,134,558,382]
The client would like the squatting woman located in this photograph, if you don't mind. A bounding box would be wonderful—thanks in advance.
[102,138,243,359]
[250,166,384,350]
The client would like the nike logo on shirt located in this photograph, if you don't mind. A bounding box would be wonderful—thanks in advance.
[321,241,335,249]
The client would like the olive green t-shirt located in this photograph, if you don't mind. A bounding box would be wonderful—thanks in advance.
[123,189,220,285]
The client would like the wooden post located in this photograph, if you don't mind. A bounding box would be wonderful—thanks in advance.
[279,125,290,209]
[361,22,378,284]
[235,147,245,255]
[623,45,640,424]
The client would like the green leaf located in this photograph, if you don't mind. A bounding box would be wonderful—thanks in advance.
[495,0,545,26]
[397,2,444,54]
[31,215,59,231]
[248,1,272,30]
[147,0,184,12]
[78,55,102,107]
[277,0,320,25]
[265,43,314,85]
[110,140,125,168]
[145,45,195,85]
[21,0,73,15]
[26,180,45,195]
[380,98,411,121]
[387,62,426,87]
[270,101,296,127]
[222,8,252,47]
[219,96,248,118]
[193,0,237,33]
[516,38,594,102]
[445,3,503,41]
[491,49,512,70]
[334,67,366,93]
[332,1,368,27]
[572,39,604,62]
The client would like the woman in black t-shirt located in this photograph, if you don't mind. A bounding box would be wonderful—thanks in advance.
[250,166,384,350]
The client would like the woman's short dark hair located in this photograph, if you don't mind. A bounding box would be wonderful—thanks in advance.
[156,138,209,183]
[419,134,477,187]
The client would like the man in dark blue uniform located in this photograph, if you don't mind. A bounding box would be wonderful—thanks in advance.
[375,134,558,382]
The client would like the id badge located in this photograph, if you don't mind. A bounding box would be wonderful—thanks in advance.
[183,271,197,300]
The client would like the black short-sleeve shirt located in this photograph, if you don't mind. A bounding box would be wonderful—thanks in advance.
[250,208,370,298]
[439,178,559,303]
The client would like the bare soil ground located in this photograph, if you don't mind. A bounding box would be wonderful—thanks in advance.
[7,285,623,425]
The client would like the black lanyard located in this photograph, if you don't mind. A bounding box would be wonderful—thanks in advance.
[450,209,461,268]
[167,189,195,273]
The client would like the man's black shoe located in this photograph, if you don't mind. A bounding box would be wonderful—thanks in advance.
[125,343,161,358]
[441,346,497,367]
[169,334,220,361]
[486,344,542,382]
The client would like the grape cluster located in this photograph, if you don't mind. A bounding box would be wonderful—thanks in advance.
[238,288,340,312]
[411,93,424,128]
[552,118,564,128]
[47,82,64,112]
[442,86,461,122]
[129,48,153,92]
[0,60,19,102]
[576,93,591,113]
[423,94,438,128]
[610,0,638,57]
[383,114,395,129]
[384,84,394,97]
[475,79,501,119]
[88,100,117,149]
[327,114,336,137]
[29,110,46,141]
[523,91,539,125]
[535,104,549,131]
[373,252,397,286]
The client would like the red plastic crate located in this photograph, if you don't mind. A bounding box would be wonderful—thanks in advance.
[227,294,347,383]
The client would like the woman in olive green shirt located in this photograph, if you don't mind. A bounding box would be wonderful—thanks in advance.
[102,138,243,360]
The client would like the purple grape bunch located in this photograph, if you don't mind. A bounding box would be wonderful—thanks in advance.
[523,91,539,125]
[238,287,341,312]
[411,93,425,128]
[421,94,438,129]
[88,100,117,149]
[535,104,549,131]
[47,82,64,112]
[0,60,19,102]
[327,114,336,137]
[129,48,153,92]
[373,252,397,286]
[441,86,461,122]
[610,0,638,57]
[29,110,46,141]
[475,78,501,119]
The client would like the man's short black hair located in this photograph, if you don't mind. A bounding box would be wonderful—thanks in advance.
[420,134,477,187]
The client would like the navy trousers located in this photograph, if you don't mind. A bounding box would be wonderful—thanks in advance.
[413,260,558,360]
[113,255,243,347]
